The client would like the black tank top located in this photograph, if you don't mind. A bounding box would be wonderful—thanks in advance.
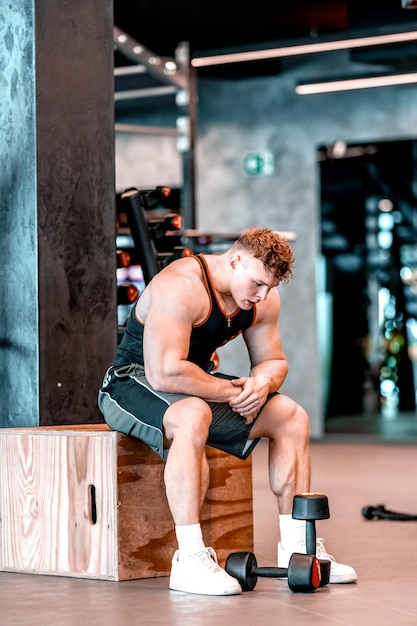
[112,254,256,373]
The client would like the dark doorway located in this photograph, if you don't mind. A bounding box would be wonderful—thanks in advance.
[318,139,417,428]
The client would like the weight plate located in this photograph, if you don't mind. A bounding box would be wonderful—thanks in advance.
[225,551,258,591]
[287,553,321,592]
[292,493,330,520]
[319,559,331,587]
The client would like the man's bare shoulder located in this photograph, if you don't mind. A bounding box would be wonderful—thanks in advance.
[137,255,208,322]
[154,255,203,287]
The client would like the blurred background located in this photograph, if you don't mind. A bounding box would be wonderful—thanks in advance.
[3,1,417,440]
[112,1,417,440]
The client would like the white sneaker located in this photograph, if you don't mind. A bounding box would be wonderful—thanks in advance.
[278,538,357,584]
[169,547,242,596]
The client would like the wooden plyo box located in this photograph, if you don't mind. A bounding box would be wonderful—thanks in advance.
[0,425,253,581]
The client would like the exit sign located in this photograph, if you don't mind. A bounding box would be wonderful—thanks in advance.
[242,151,275,177]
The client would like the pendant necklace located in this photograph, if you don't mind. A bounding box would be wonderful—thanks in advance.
[215,258,233,328]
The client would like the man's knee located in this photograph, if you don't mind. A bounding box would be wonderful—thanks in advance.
[163,397,212,443]
[259,395,310,439]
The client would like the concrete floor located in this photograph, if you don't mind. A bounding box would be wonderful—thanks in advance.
[2,435,417,626]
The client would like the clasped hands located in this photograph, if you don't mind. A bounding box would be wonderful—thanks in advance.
[228,376,269,424]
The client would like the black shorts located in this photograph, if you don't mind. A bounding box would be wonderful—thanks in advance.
[98,363,275,461]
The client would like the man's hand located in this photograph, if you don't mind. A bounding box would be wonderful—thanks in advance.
[229,376,270,424]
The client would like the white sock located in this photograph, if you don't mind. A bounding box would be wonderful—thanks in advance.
[175,523,205,557]
[279,514,306,551]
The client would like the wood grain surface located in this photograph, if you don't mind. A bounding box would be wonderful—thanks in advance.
[0,426,253,580]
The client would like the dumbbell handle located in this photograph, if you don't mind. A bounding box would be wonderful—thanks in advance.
[305,520,317,555]
[252,566,288,579]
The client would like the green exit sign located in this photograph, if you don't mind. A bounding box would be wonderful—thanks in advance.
[242,151,275,177]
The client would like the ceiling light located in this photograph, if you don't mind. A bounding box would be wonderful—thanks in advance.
[379,199,394,212]
[295,72,417,94]
[191,29,417,68]
[331,140,347,158]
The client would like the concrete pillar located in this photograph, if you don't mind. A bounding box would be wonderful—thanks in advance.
[0,0,116,427]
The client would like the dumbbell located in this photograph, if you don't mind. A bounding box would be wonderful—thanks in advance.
[292,492,331,586]
[225,551,321,593]
[362,503,417,521]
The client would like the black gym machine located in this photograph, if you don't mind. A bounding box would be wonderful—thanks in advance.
[119,186,187,285]
[225,493,331,593]
[116,185,191,342]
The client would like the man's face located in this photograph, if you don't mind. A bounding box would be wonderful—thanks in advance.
[230,254,279,309]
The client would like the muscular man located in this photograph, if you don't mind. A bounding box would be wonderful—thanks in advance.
[99,227,357,595]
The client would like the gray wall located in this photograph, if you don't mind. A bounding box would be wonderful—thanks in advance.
[116,53,417,437]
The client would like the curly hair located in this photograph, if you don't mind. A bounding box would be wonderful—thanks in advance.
[234,227,294,284]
